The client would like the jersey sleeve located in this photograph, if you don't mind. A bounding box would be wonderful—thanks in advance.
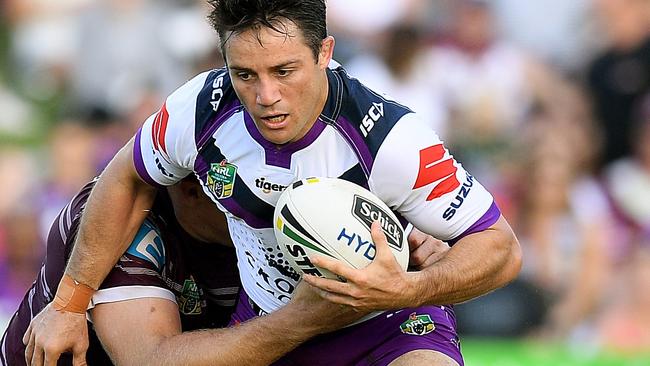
[369,113,501,242]
[133,72,212,186]
[89,218,175,308]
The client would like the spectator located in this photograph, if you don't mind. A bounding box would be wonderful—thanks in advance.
[37,121,97,240]
[602,94,650,259]
[346,23,449,138]
[424,0,585,218]
[518,115,613,340]
[587,0,650,166]
[597,242,650,354]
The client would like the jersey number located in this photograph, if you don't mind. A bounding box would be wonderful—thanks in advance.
[413,144,460,201]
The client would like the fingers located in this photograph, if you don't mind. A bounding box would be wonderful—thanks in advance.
[409,239,436,267]
[29,342,43,366]
[24,327,35,366]
[310,255,358,281]
[72,337,89,366]
[72,348,88,366]
[23,322,32,345]
[44,349,59,366]
[409,235,450,268]
[302,274,350,295]
[407,227,428,250]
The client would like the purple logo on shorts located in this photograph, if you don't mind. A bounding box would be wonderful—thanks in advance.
[400,312,435,336]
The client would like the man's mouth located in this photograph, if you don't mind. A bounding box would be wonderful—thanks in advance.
[260,114,289,128]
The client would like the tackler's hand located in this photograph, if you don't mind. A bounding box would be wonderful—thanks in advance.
[407,227,450,270]
[24,302,89,366]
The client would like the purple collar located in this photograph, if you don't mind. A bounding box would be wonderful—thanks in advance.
[243,112,328,169]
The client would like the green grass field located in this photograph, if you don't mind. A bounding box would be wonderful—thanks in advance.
[463,338,650,366]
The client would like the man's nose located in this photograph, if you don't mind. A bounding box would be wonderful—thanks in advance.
[256,77,281,107]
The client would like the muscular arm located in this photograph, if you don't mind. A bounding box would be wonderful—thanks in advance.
[408,215,521,305]
[67,138,157,288]
[92,284,363,366]
[23,139,158,366]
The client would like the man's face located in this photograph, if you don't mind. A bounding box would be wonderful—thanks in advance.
[224,22,333,145]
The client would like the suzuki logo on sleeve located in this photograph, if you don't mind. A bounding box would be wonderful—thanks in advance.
[413,144,460,201]
[151,102,171,163]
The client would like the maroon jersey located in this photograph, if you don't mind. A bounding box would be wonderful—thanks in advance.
[1,181,240,366]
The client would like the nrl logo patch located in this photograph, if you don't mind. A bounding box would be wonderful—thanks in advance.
[207,160,237,199]
[179,279,202,315]
[400,312,435,336]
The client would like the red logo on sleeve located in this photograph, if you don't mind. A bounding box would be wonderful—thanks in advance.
[151,102,169,155]
[413,144,460,200]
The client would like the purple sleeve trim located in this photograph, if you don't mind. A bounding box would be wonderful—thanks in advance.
[448,201,501,245]
[133,129,165,188]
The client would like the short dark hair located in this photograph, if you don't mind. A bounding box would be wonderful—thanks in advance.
[207,0,327,61]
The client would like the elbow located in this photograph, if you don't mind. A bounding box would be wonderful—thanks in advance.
[500,233,522,287]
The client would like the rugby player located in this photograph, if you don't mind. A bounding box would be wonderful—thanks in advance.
[24,1,522,365]
[2,177,365,365]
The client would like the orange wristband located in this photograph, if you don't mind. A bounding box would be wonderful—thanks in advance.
[52,274,95,313]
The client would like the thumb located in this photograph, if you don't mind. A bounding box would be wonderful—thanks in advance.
[370,221,392,260]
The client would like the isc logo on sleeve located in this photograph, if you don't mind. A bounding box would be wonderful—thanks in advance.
[360,102,384,137]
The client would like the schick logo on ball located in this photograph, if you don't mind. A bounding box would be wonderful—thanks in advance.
[352,195,403,251]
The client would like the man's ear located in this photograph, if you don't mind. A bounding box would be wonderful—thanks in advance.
[318,36,335,69]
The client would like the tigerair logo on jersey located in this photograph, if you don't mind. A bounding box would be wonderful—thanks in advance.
[400,312,435,336]
[351,195,403,251]
[207,160,237,199]
[178,279,202,315]
[360,102,384,137]
[255,177,287,194]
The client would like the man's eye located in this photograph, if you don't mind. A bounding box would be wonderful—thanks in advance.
[237,73,251,81]
[277,69,291,77]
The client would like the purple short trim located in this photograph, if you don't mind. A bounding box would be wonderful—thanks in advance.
[230,292,463,366]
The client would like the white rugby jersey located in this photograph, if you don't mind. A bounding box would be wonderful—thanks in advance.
[133,65,501,312]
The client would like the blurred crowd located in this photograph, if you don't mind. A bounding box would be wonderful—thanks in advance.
[1,0,649,356]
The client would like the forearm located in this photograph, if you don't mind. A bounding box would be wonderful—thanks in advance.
[97,284,361,366]
[147,307,318,366]
[410,216,522,305]
[66,141,156,288]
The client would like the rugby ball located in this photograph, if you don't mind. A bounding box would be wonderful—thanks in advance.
[273,177,409,280]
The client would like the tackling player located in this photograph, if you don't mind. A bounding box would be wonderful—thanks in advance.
[24,1,522,365]
[1,177,366,365]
